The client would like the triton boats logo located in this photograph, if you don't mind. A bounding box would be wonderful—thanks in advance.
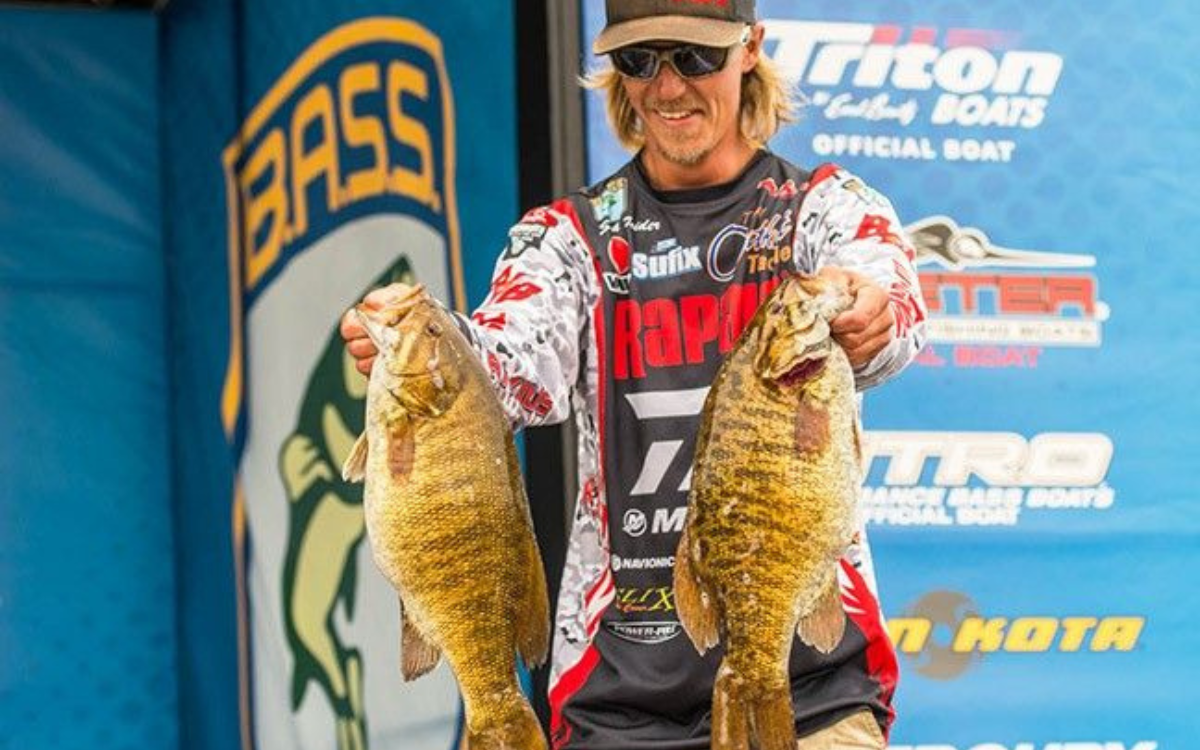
[765,20,1065,163]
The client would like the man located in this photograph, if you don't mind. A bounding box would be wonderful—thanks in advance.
[341,1,927,748]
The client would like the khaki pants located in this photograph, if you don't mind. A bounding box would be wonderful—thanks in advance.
[796,710,886,750]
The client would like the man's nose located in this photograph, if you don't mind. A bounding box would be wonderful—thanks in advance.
[651,60,688,100]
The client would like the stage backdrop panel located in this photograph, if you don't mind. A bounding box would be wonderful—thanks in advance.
[582,0,1200,748]
[0,7,177,749]
[161,1,517,749]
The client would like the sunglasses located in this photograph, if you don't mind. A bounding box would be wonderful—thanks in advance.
[610,28,751,81]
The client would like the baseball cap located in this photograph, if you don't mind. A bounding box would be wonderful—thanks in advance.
[592,0,756,55]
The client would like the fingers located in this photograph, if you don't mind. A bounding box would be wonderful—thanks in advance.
[362,282,419,310]
[827,276,895,368]
[834,309,894,367]
[830,283,889,336]
[339,307,366,342]
[341,283,422,376]
[346,336,377,360]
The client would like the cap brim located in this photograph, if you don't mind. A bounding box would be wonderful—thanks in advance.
[593,16,746,55]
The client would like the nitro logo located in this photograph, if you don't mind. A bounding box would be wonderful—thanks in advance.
[887,590,1144,681]
[861,431,1116,528]
[907,216,1109,353]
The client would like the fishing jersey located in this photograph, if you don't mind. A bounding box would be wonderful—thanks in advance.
[456,151,927,750]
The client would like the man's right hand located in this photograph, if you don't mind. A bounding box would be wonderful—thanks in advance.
[339,283,418,376]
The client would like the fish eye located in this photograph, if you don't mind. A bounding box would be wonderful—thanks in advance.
[426,322,442,336]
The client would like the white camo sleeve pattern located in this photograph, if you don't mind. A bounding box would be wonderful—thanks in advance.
[454,204,599,430]
[796,165,928,390]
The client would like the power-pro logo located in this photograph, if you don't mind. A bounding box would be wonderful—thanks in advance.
[764,20,1064,164]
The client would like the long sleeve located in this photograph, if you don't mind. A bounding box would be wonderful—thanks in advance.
[453,202,600,430]
[795,165,928,390]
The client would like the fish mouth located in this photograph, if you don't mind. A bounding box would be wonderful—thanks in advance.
[774,355,826,387]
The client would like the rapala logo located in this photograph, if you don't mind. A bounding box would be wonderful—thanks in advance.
[890,743,1158,750]
[907,216,1109,352]
[888,590,1145,680]
[613,278,783,380]
[861,431,1116,528]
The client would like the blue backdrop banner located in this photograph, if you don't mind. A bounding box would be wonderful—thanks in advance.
[0,7,176,749]
[582,1,1200,748]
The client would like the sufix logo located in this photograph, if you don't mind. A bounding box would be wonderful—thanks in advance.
[906,216,1109,367]
[603,236,702,295]
[887,590,1144,681]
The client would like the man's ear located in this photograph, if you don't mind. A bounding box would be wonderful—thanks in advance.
[742,22,766,73]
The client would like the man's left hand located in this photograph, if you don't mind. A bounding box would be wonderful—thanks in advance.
[818,267,895,369]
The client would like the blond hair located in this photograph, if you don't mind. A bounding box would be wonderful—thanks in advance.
[582,49,799,152]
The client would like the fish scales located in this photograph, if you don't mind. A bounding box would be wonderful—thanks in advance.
[344,289,549,750]
[675,273,861,750]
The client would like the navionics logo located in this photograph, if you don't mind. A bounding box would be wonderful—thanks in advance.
[887,591,1144,680]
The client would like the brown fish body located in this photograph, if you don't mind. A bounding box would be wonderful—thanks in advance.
[343,291,548,750]
[673,274,860,750]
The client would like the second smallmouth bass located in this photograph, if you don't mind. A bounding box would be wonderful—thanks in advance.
[674,273,862,750]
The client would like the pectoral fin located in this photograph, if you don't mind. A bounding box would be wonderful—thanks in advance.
[508,441,550,668]
[516,534,551,668]
[341,432,369,483]
[673,526,721,654]
[796,573,846,654]
[388,420,416,483]
[400,603,442,681]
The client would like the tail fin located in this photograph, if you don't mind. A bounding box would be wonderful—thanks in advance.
[465,701,547,750]
[711,663,796,750]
